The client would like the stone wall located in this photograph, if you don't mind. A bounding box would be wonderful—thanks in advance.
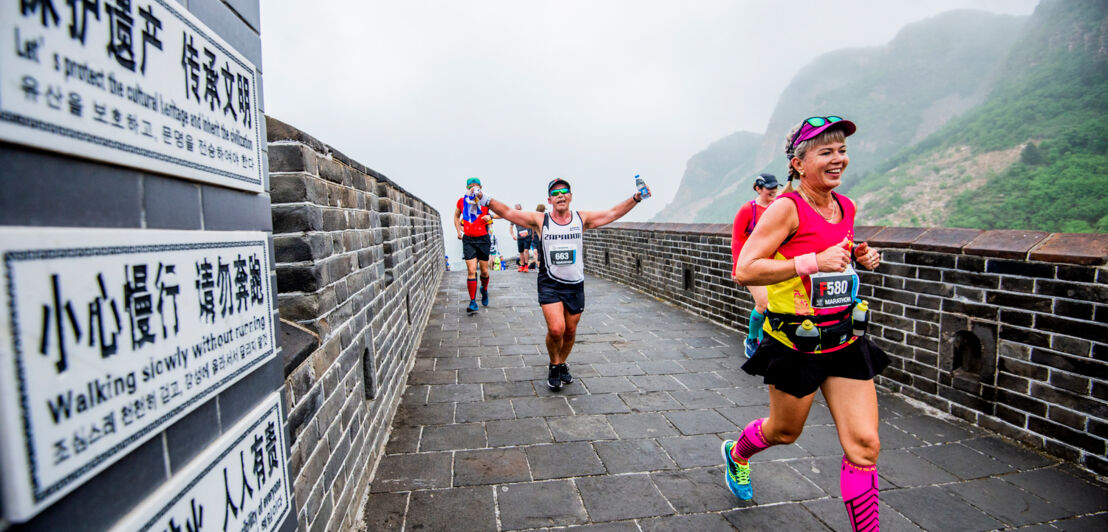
[0,1,285,530]
[583,223,1108,476]
[266,117,444,531]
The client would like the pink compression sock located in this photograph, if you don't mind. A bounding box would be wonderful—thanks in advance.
[840,456,879,532]
[731,418,771,462]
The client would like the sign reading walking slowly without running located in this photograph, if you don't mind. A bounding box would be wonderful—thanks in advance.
[0,228,276,521]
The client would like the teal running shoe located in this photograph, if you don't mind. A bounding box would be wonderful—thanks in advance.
[722,440,753,500]
[480,286,489,306]
[744,337,758,358]
[467,300,479,313]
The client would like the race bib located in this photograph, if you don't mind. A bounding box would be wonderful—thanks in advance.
[519,229,530,238]
[549,245,576,266]
[810,268,857,308]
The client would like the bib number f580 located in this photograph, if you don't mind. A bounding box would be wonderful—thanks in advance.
[809,270,857,308]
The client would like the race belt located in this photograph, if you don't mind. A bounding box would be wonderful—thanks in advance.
[765,305,859,353]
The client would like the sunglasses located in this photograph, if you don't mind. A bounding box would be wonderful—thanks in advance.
[789,116,844,150]
[549,188,570,197]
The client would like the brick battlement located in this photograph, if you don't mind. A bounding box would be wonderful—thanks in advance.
[267,116,445,531]
[584,222,1108,476]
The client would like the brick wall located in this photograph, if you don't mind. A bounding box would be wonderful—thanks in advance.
[584,223,1108,476]
[0,1,284,530]
[267,117,444,531]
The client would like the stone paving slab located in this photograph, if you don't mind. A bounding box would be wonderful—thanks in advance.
[361,270,1108,531]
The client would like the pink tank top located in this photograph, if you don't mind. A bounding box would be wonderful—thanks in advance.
[765,191,857,317]
[763,191,859,351]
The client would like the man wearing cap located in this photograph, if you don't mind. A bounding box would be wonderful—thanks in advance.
[480,178,649,390]
[731,173,780,357]
[454,177,494,313]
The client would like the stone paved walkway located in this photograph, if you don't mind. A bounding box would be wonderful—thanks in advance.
[361,270,1108,531]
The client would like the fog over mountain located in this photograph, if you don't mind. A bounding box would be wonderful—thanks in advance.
[653,0,1108,234]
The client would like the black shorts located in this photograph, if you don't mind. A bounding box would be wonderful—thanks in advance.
[742,335,890,398]
[517,235,533,253]
[537,273,585,315]
[462,235,491,261]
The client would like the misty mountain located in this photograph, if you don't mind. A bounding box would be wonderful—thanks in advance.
[653,0,1107,232]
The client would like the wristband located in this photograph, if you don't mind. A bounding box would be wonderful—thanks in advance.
[794,252,818,276]
[633,193,642,203]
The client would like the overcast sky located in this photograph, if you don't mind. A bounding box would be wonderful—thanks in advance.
[261,0,1037,264]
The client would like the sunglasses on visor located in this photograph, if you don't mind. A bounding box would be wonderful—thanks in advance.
[789,116,845,150]
[549,188,571,197]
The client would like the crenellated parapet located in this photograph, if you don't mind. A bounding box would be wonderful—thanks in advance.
[584,223,1108,476]
[266,116,444,531]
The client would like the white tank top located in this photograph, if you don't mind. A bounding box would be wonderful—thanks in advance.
[540,211,584,284]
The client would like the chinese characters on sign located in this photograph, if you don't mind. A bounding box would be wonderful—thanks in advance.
[0,228,276,522]
[112,394,290,532]
[2,0,262,192]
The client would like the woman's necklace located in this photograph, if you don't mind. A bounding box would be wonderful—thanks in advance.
[798,190,838,222]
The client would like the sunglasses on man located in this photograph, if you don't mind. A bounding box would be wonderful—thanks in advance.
[549,188,571,197]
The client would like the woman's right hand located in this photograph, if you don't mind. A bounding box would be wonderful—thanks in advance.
[816,238,852,272]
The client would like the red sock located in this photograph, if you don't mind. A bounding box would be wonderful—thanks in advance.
[467,278,477,300]
[480,275,489,289]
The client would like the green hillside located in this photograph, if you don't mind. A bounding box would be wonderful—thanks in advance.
[654,1,1108,233]
[871,0,1108,232]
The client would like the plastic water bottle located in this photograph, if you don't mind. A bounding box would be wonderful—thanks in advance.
[635,174,651,199]
[852,300,869,337]
[795,319,819,351]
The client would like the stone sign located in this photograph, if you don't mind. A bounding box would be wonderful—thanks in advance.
[1,0,263,192]
[112,392,290,532]
[0,228,276,521]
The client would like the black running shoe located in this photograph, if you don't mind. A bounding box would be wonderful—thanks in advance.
[557,363,573,384]
[547,364,562,391]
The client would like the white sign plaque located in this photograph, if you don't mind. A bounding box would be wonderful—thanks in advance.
[0,228,276,521]
[1,0,263,192]
[113,393,291,532]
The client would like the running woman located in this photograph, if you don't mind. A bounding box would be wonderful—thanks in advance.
[453,177,493,313]
[732,173,780,357]
[510,204,534,272]
[480,178,649,390]
[723,116,886,532]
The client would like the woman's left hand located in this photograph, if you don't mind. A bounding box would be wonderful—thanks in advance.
[854,241,880,270]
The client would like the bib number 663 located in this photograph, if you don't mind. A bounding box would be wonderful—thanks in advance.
[551,249,575,265]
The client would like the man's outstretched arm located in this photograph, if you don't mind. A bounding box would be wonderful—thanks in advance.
[581,190,646,229]
[486,197,542,231]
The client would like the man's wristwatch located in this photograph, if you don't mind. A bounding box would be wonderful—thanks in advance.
[633,193,642,203]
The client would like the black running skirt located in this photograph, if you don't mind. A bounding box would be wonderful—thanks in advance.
[742,335,890,398]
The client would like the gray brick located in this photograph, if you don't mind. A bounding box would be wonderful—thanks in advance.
[0,144,142,228]
[187,0,263,67]
[496,480,588,529]
[166,397,220,473]
[201,183,272,231]
[218,357,283,428]
[576,474,673,522]
[406,487,496,532]
[17,437,167,531]
[144,174,202,229]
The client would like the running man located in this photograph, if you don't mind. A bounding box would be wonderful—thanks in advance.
[480,178,650,390]
[454,177,493,313]
[732,173,780,357]
[510,204,534,272]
